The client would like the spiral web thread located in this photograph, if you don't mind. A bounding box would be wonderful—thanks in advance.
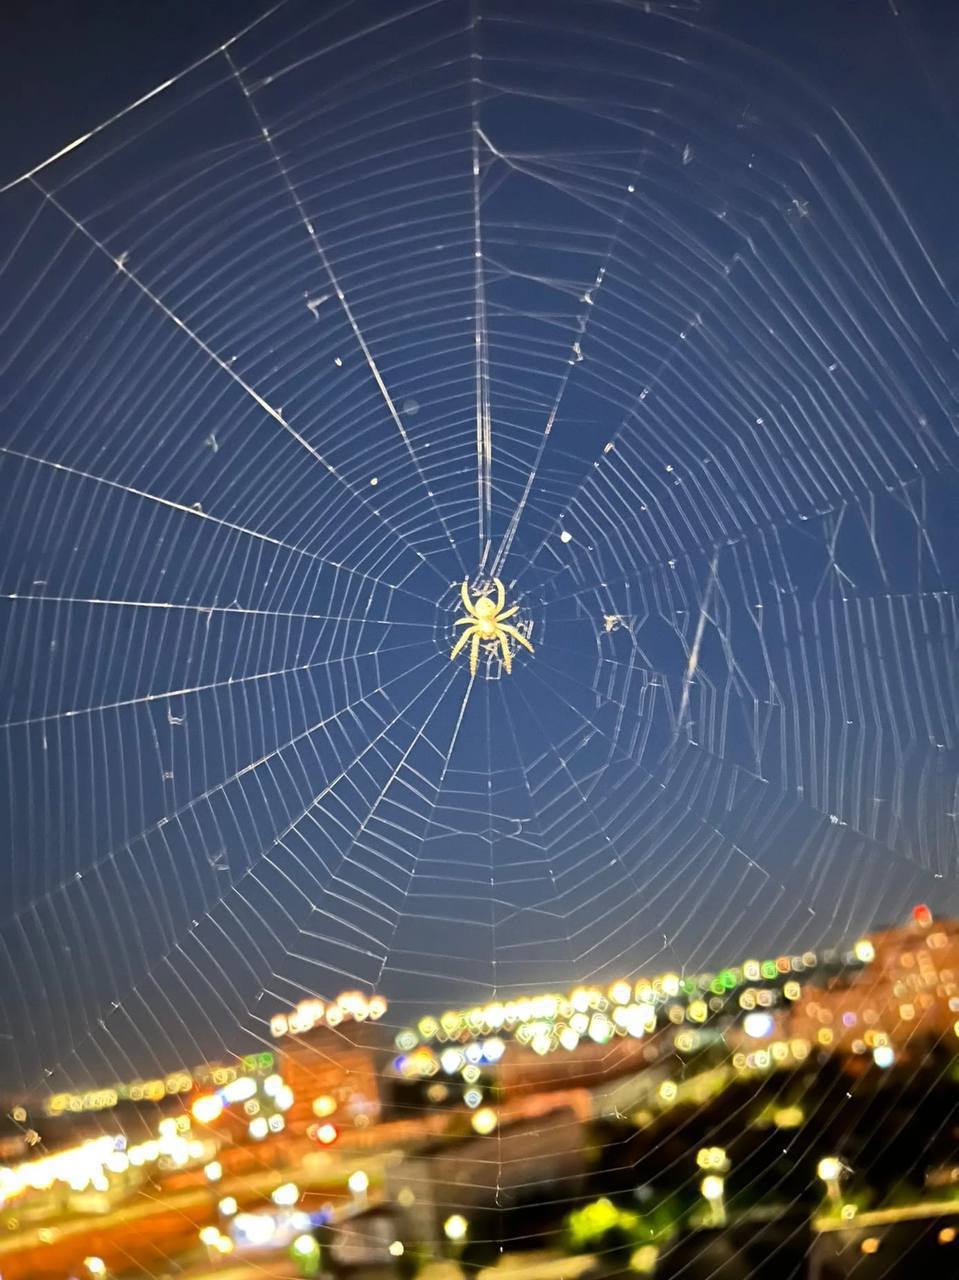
[0,0,957,1264]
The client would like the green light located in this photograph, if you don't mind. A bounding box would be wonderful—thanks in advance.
[293,1234,319,1258]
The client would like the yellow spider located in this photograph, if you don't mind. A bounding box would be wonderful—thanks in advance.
[450,578,534,676]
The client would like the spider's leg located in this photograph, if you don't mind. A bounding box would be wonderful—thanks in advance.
[498,631,513,674]
[497,605,519,622]
[453,617,475,626]
[501,623,534,654]
[461,579,477,617]
[470,632,481,677]
[451,627,474,661]
[493,578,506,613]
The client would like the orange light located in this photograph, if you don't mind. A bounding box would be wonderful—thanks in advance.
[861,1237,880,1255]
[913,904,933,927]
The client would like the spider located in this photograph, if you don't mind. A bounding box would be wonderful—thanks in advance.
[450,578,534,676]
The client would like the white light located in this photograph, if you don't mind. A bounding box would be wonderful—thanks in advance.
[221,1076,257,1104]
[444,1214,468,1241]
[818,1157,842,1183]
[560,530,573,543]
[742,1012,774,1039]
[248,1116,268,1140]
[192,1094,224,1125]
[471,1108,498,1135]
[219,1196,238,1216]
[389,1240,405,1257]
[293,1234,319,1258]
[873,1045,895,1069]
[440,1048,464,1074]
[235,1212,276,1246]
[272,1182,299,1207]
[700,1175,724,1202]
[263,1073,283,1097]
[84,1260,107,1278]
[204,1161,222,1182]
[199,1225,221,1245]
[348,1169,369,1195]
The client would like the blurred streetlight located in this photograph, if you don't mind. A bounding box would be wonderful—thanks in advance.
[817,1156,842,1208]
[191,1094,224,1125]
[292,1232,321,1278]
[700,1174,726,1227]
[444,1214,469,1243]
[84,1260,108,1279]
[471,1107,498,1136]
[696,1146,728,1171]
[348,1168,369,1207]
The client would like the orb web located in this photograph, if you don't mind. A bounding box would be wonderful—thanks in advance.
[0,0,957,1271]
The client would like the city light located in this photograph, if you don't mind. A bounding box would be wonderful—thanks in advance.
[389,1240,406,1257]
[817,1156,842,1183]
[272,1182,300,1206]
[84,1260,108,1278]
[219,1196,238,1216]
[348,1169,370,1196]
[191,1094,224,1125]
[204,1160,222,1182]
[818,1156,843,1206]
[235,1213,277,1246]
[199,1225,221,1245]
[696,1147,728,1171]
[700,1175,726,1226]
[472,1107,498,1135]
[742,1011,774,1039]
[444,1214,469,1242]
[293,1233,320,1258]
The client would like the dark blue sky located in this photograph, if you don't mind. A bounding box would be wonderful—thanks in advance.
[0,0,957,1093]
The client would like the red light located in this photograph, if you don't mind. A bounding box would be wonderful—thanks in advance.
[913,904,933,927]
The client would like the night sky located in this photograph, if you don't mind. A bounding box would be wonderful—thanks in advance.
[0,0,957,1095]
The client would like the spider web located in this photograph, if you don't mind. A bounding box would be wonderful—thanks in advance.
[0,0,957,1268]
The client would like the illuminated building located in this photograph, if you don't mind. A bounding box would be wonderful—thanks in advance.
[784,906,959,1063]
[268,990,388,1139]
